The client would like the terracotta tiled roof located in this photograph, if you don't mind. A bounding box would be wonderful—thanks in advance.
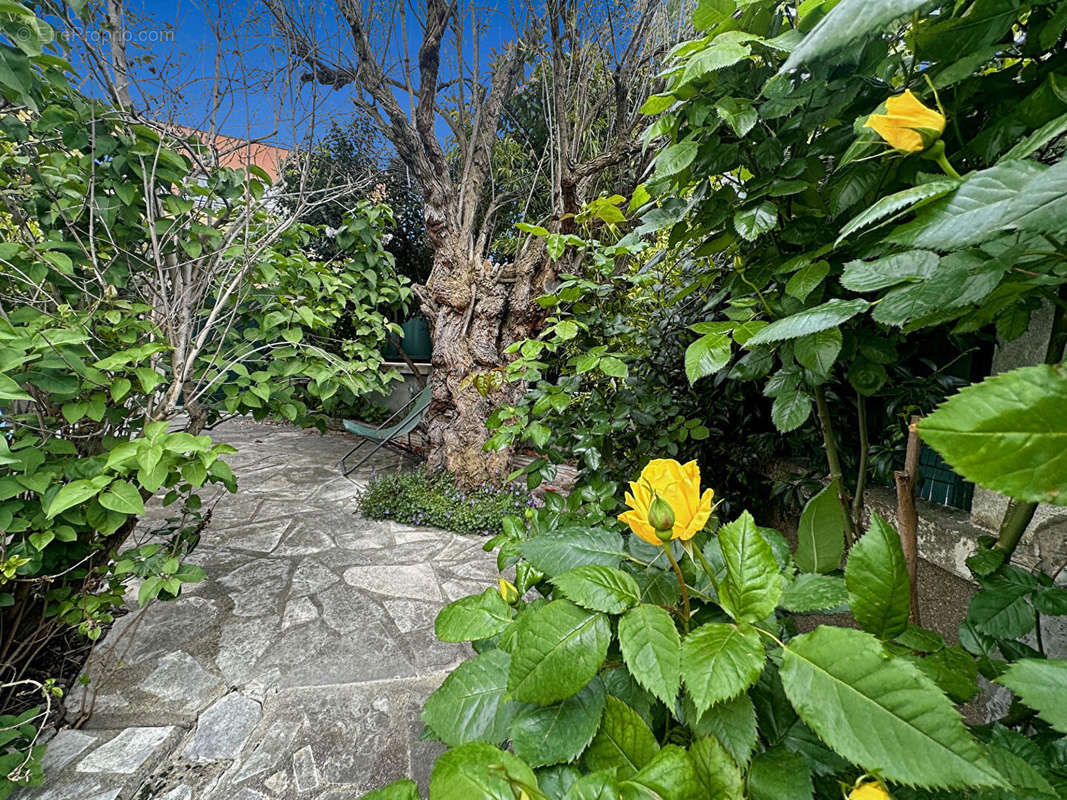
[167,124,291,182]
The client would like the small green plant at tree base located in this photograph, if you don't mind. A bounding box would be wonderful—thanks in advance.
[356,467,533,536]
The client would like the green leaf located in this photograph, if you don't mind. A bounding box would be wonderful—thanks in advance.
[733,202,777,241]
[794,481,846,574]
[692,0,735,31]
[747,746,813,800]
[781,573,848,613]
[785,260,829,302]
[0,373,31,402]
[435,588,515,642]
[780,626,1004,789]
[681,622,765,716]
[919,364,1067,506]
[771,390,812,433]
[689,736,743,799]
[793,329,841,376]
[428,741,538,800]
[836,180,960,242]
[98,480,145,516]
[360,779,420,800]
[678,37,753,87]
[891,161,1044,250]
[599,356,628,378]
[552,566,640,614]
[968,574,1035,640]
[520,528,625,577]
[685,333,732,384]
[840,251,940,293]
[905,646,978,704]
[510,679,605,768]
[563,772,621,800]
[621,744,702,800]
[46,478,105,519]
[718,511,782,622]
[746,299,870,346]
[781,0,929,71]
[582,697,659,780]
[618,604,681,707]
[996,659,1067,734]
[655,141,698,178]
[845,513,910,639]
[1004,111,1067,161]
[422,649,516,747]
[690,693,757,766]
[508,600,611,705]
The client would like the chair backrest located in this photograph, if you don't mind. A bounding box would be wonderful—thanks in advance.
[389,385,432,437]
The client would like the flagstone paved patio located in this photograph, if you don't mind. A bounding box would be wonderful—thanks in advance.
[23,418,500,800]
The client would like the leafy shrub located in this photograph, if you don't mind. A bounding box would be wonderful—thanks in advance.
[365,452,1067,799]
[356,467,533,536]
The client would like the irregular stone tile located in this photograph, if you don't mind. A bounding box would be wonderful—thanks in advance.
[252,500,320,523]
[76,726,177,774]
[282,596,319,629]
[39,728,101,774]
[383,599,439,634]
[289,559,340,597]
[141,651,225,715]
[184,693,262,762]
[211,520,291,553]
[29,779,120,800]
[343,564,442,602]
[277,627,416,688]
[158,787,193,800]
[440,559,498,581]
[333,526,393,551]
[440,579,492,602]
[292,745,321,793]
[318,583,389,635]
[216,618,277,685]
[402,628,471,671]
[92,597,220,667]
[223,682,416,795]
[219,559,291,617]
[230,709,306,784]
[274,523,335,556]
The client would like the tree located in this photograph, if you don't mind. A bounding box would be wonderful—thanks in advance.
[267,0,684,485]
[279,117,433,282]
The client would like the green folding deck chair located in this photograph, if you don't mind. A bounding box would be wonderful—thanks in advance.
[340,385,431,476]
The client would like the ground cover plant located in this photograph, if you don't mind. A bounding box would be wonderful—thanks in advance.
[356,467,533,537]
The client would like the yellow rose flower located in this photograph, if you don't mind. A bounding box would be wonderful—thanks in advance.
[618,459,714,545]
[849,779,891,800]
[864,90,945,153]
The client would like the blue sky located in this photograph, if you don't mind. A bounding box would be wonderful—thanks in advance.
[74,0,518,150]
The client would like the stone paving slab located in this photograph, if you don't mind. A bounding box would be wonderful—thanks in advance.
[21,418,500,799]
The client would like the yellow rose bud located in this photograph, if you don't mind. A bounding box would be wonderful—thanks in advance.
[864,89,945,153]
[618,459,714,546]
[499,578,519,605]
[849,779,891,800]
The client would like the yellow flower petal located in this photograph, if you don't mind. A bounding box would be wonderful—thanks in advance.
[620,458,714,542]
[864,89,945,153]
[849,780,891,800]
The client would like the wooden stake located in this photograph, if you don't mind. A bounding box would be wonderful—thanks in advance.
[894,414,922,624]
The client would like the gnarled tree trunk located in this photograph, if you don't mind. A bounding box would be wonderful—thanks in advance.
[419,233,552,484]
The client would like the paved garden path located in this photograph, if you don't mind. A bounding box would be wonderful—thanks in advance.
[25,419,499,800]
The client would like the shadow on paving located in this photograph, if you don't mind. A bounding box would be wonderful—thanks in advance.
[21,418,500,800]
